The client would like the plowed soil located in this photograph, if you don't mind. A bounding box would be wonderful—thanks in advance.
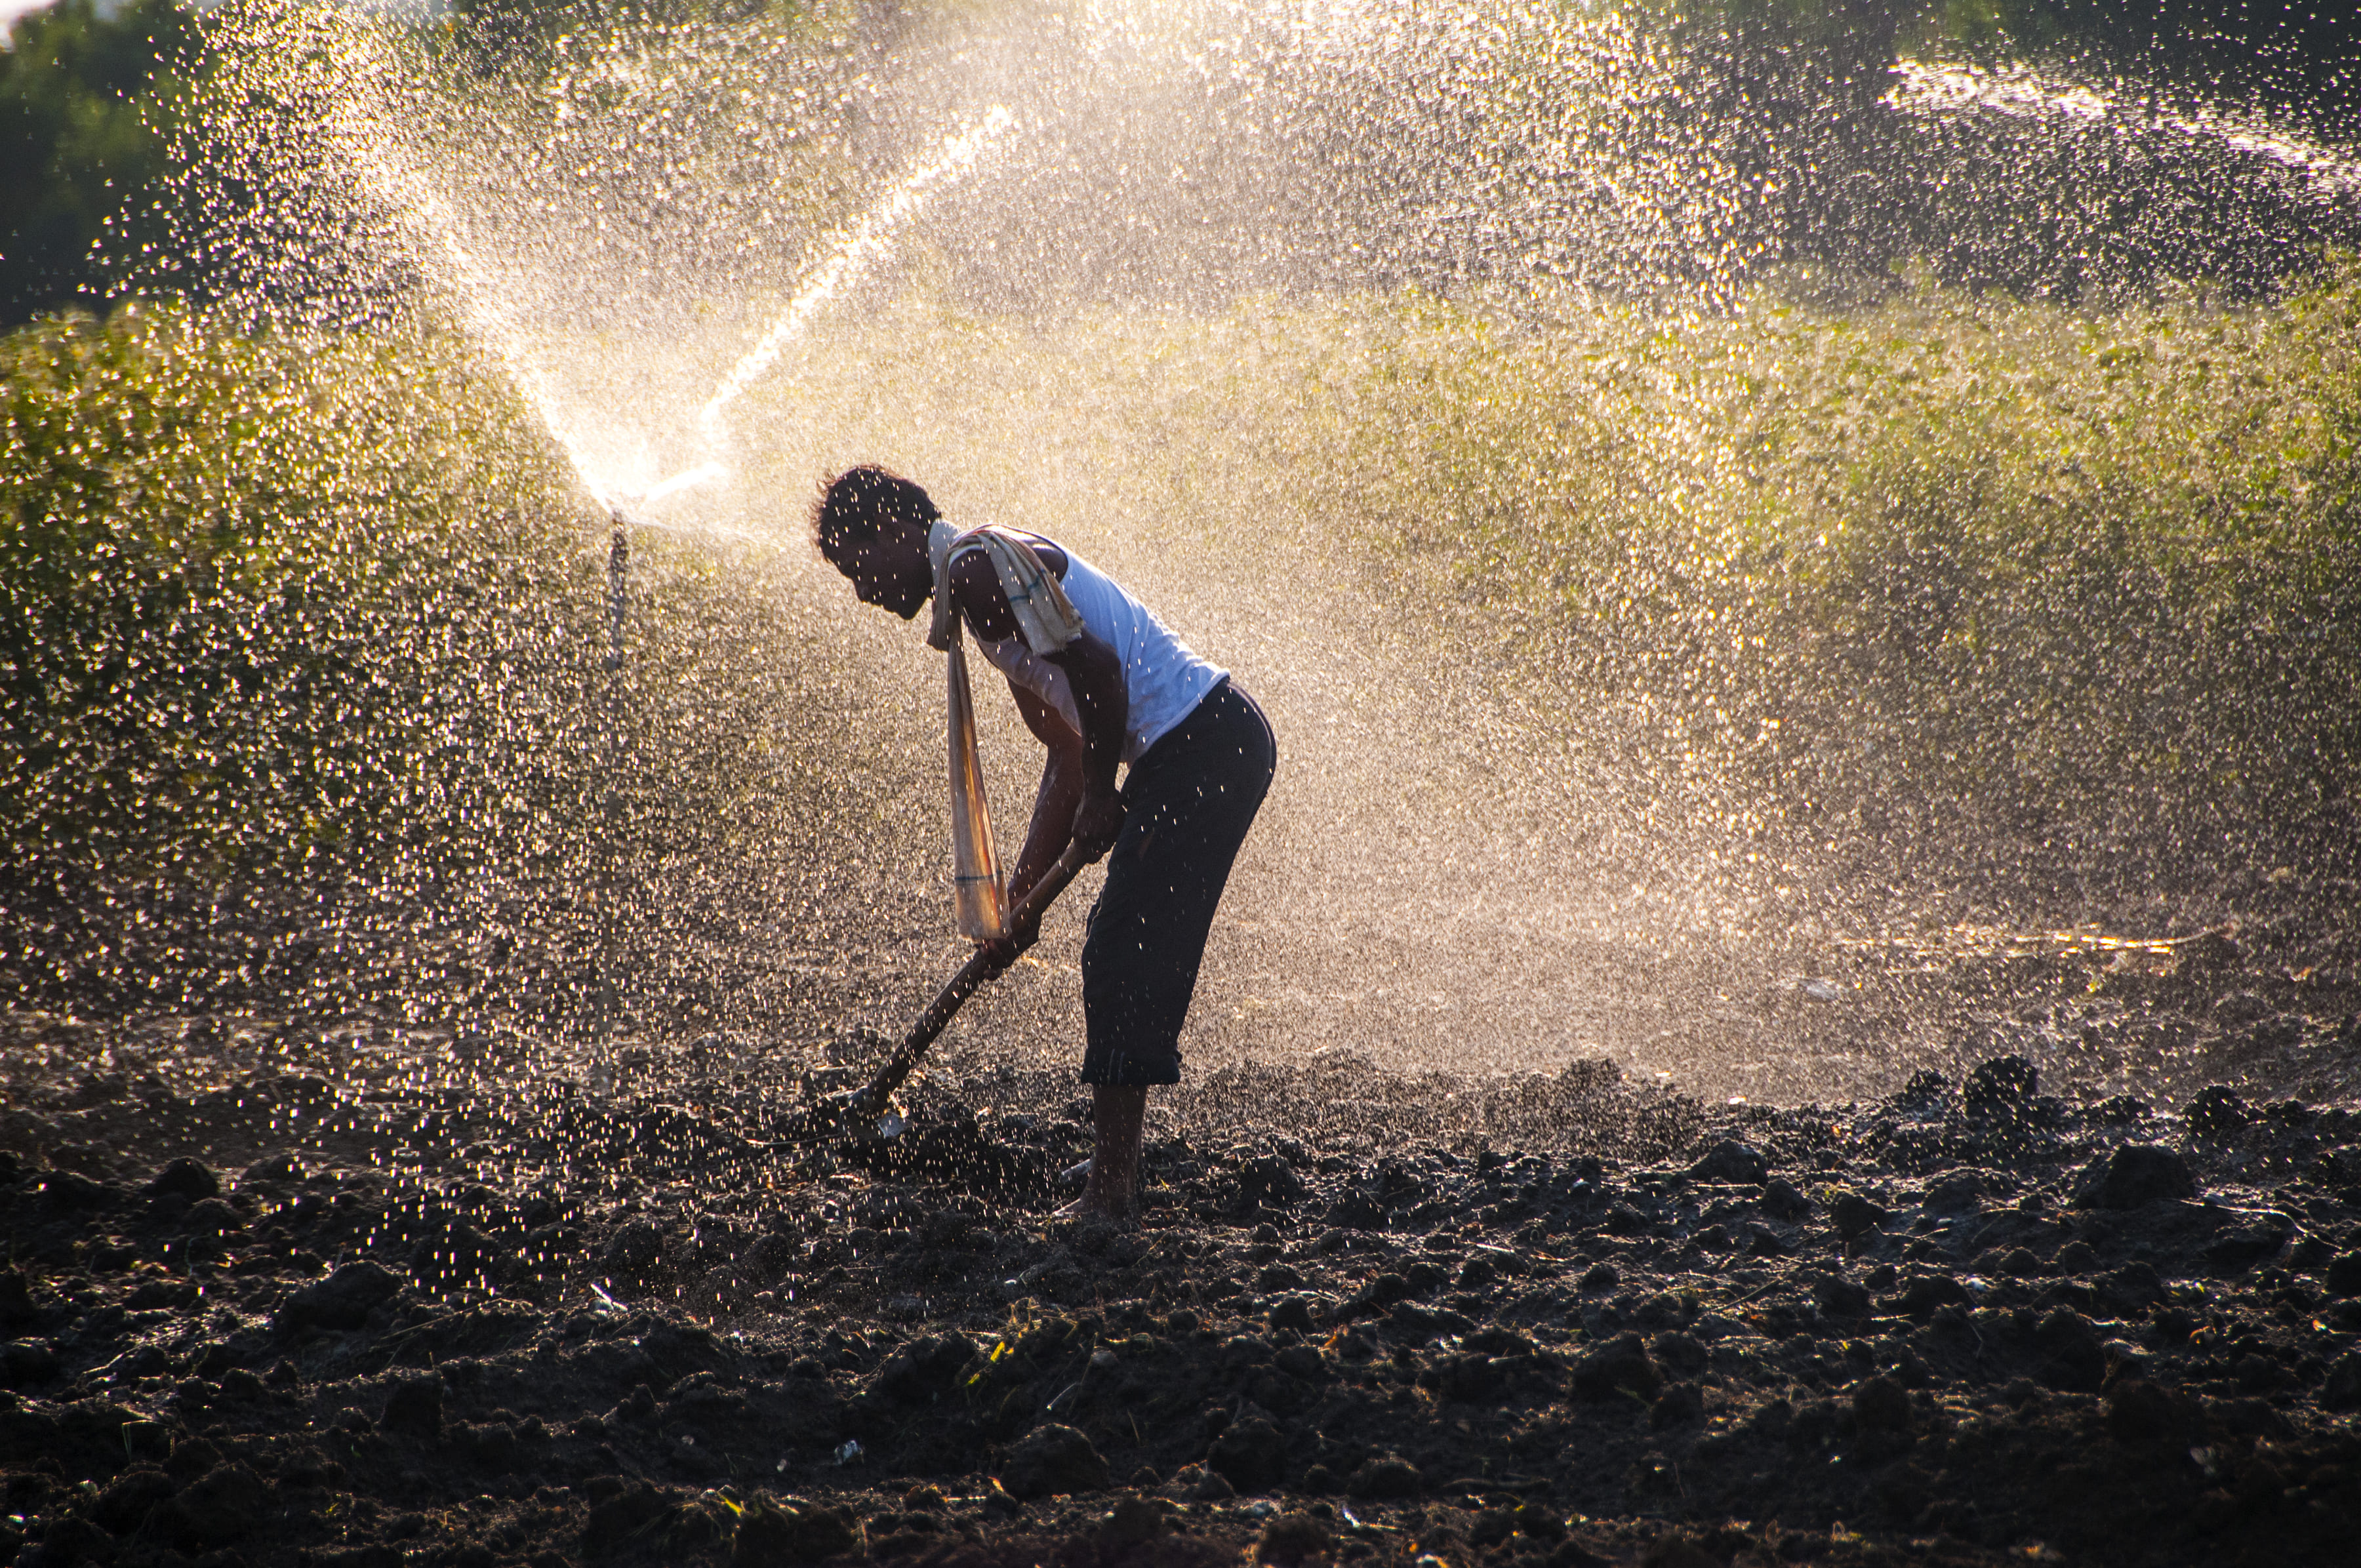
[5,1006,2361,1568]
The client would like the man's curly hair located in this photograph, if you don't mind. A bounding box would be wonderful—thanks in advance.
[813,464,940,556]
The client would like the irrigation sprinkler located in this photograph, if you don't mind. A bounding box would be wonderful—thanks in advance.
[605,512,634,672]
[590,507,643,1051]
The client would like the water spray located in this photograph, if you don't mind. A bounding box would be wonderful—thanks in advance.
[328,72,1018,548]
[1888,57,2361,202]
[592,510,630,1045]
[695,105,1019,448]
[323,70,613,510]
[585,106,1020,696]
[597,462,721,669]
[637,461,731,506]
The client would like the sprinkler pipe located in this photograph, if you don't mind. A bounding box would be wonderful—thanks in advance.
[590,508,639,1049]
[604,512,636,672]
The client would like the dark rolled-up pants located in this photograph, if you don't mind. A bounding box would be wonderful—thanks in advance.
[1080,677,1276,1085]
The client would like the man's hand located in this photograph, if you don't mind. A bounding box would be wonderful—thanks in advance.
[1072,788,1126,862]
[977,917,1040,975]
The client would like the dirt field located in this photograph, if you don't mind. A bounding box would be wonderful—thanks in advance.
[5,997,2361,1568]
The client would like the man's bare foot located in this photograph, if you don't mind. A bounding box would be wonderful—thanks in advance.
[1055,1084,1147,1224]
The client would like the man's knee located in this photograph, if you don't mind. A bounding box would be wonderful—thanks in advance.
[1079,1044,1182,1087]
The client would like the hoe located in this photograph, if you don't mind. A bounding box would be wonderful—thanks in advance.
[792,839,1093,1144]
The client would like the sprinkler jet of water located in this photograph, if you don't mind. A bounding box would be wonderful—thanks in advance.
[695,106,1019,450]
[323,65,617,511]
[1889,58,2361,199]
[331,57,1011,542]
[637,462,730,505]
[570,106,1020,593]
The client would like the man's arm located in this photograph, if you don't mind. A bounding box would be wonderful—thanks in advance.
[1045,631,1126,852]
[1004,685,1085,906]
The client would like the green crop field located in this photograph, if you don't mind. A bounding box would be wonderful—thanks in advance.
[7,275,2358,1015]
[0,305,853,1017]
[767,268,2361,910]
[1309,270,2361,902]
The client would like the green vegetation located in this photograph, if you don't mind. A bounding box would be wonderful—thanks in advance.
[4,0,2354,1021]
[1,305,593,999]
[5,275,2354,1015]
[1,305,582,873]
[0,304,853,1016]
[784,269,2361,907]
[1307,271,2361,894]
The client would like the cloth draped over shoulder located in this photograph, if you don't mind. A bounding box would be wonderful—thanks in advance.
[926,521,1083,942]
[926,521,1085,655]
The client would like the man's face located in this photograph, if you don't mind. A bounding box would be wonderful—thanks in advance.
[826,526,930,619]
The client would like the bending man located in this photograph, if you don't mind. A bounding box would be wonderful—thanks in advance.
[815,466,1276,1220]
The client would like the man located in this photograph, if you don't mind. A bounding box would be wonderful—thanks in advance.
[814,465,1275,1220]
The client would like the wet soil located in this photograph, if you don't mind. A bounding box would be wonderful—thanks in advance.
[5,999,2361,1568]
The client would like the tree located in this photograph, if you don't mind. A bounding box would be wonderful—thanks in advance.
[1,0,198,327]
[1963,2,2360,116]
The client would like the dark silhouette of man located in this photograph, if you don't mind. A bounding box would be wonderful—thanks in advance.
[815,465,1275,1220]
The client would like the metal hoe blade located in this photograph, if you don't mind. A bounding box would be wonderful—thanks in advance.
[796,839,1094,1144]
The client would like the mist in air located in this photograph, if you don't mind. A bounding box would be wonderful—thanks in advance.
[11,0,2359,1116]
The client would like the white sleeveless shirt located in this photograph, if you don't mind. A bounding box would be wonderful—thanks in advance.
[966,540,1225,765]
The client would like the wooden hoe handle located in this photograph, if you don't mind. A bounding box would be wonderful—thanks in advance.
[847,840,1095,1118]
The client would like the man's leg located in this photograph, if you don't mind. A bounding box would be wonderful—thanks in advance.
[1074,681,1276,1220]
[1072,1084,1148,1220]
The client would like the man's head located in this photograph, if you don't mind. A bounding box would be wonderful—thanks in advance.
[814,465,937,619]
